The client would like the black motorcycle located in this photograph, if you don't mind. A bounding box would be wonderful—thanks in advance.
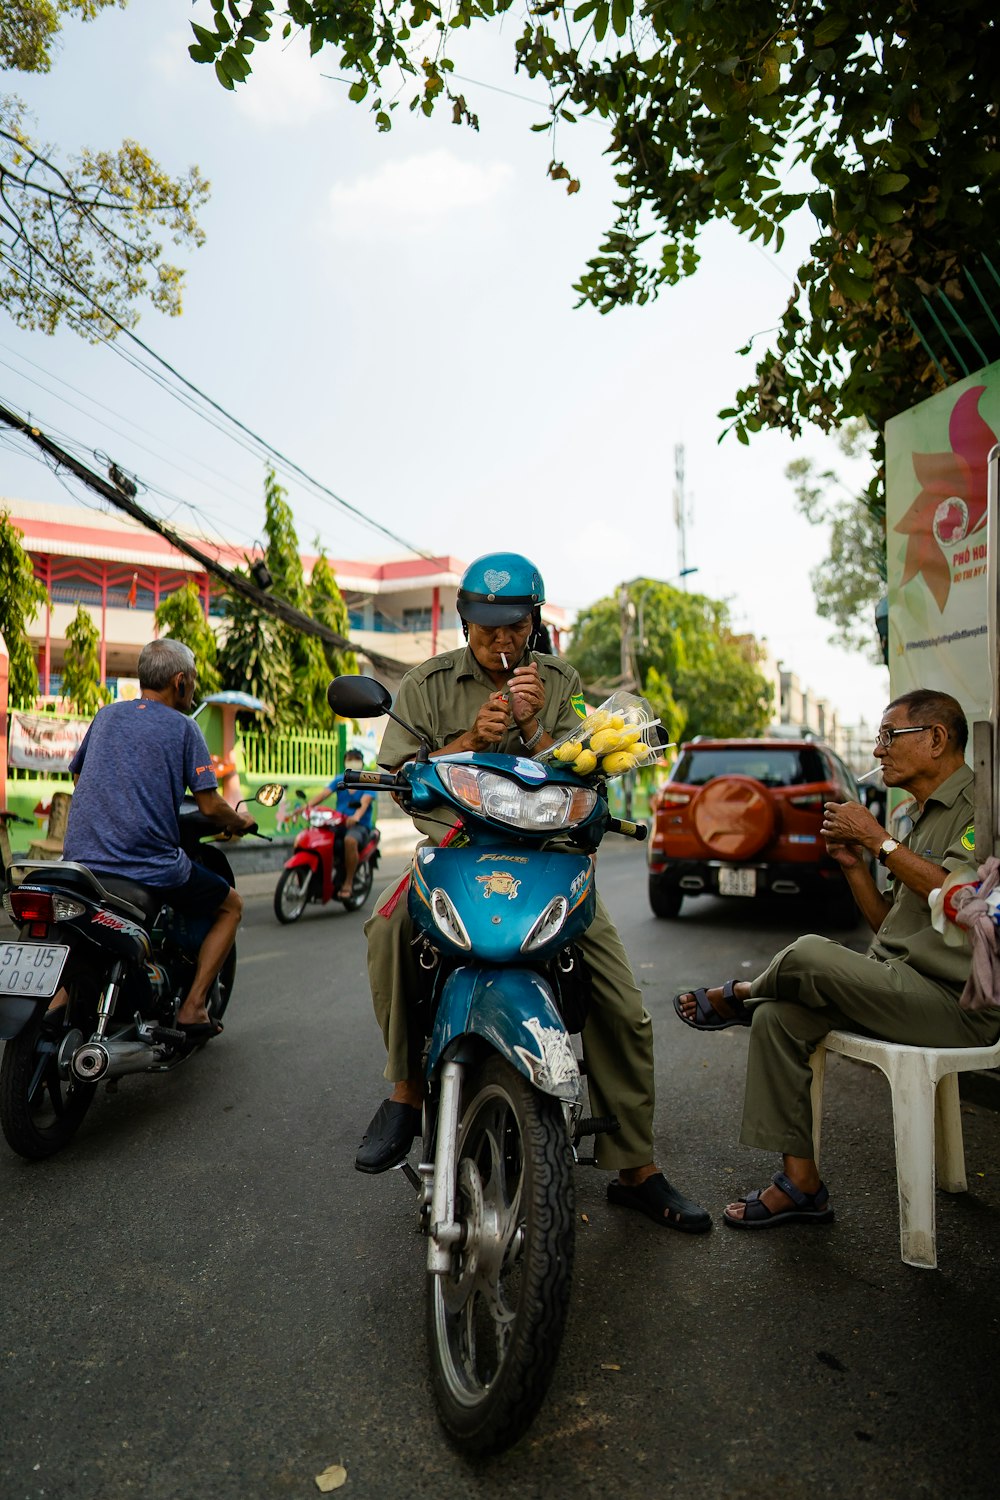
[0,784,282,1159]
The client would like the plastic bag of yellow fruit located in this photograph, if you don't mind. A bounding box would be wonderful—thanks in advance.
[538,691,671,781]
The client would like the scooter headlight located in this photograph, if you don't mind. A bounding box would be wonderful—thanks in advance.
[438,765,597,832]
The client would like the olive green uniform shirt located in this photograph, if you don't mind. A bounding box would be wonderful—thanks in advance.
[377,646,584,844]
[868,763,976,985]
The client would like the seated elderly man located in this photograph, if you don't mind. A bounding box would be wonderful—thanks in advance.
[674,688,1000,1230]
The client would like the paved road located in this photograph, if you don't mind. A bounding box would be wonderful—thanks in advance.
[1,845,998,1499]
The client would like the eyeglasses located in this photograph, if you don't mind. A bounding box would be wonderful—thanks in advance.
[874,725,931,749]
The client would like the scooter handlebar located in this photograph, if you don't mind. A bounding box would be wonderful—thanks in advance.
[343,769,409,793]
[606,816,648,842]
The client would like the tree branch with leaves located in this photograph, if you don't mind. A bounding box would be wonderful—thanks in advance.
[191,0,1000,521]
[1,3,209,336]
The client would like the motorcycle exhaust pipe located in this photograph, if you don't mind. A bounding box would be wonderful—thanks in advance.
[71,1036,167,1083]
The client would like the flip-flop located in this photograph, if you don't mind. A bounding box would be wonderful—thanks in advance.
[606,1171,712,1234]
[672,979,752,1032]
[723,1171,835,1230]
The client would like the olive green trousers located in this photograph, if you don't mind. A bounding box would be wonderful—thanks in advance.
[363,881,656,1169]
[742,934,1000,1158]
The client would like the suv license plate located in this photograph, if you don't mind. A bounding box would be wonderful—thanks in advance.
[0,942,70,1000]
[718,867,756,898]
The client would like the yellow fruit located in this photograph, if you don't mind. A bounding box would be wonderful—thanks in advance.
[590,727,626,755]
[620,726,643,745]
[601,750,638,775]
[586,710,613,732]
[631,741,655,764]
[572,749,598,775]
[608,714,625,730]
[553,741,582,762]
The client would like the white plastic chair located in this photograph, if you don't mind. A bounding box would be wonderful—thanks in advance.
[809,1029,1000,1269]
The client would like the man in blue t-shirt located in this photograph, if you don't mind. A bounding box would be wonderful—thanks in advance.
[304,748,374,898]
[60,639,256,1038]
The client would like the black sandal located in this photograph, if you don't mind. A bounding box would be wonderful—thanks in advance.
[723,1172,835,1230]
[673,979,752,1032]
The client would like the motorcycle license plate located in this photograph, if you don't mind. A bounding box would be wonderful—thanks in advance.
[0,942,70,1000]
[718,867,756,898]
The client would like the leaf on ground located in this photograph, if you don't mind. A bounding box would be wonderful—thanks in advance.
[581,1212,589,1223]
[600,1363,621,1371]
[315,1464,348,1492]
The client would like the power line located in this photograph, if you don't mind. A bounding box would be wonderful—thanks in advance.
[0,247,437,560]
[0,398,411,676]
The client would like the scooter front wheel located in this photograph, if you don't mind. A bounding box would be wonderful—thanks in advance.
[426,1055,575,1457]
[273,866,312,924]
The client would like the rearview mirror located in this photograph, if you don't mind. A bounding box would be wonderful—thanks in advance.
[253,782,285,807]
[327,675,392,719]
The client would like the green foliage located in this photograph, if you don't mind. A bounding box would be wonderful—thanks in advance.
[193,1,1000,512]
[258,467,331,729]
[786,423,887,662]
[0,508,48,708]
[1,3,209,337]
[217,469,355,729]
[217,574,294,719]
[62,604,110,715]
[154,579,222,697]
[309,549,357,681]
[1,3,123,74]
[568,579,772,742]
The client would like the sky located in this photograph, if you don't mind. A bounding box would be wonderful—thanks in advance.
[0,3,890,729]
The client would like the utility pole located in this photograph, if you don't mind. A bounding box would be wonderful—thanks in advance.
[673,443,688,586]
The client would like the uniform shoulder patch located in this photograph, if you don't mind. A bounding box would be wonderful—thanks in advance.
[570,693,588,719]
[961,823,975,852]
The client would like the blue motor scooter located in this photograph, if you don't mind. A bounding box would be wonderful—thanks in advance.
[327,675,648,1457]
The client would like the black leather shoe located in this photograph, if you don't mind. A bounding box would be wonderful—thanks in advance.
[355,1099,422,1174]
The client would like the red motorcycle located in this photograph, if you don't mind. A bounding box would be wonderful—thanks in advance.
[273,795,380,923]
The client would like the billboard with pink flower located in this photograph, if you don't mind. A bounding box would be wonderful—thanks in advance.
[885,364,1000,723]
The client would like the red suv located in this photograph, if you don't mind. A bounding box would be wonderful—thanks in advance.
[647,737,864,920]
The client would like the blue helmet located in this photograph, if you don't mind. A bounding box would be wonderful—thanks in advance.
[456,552,545,627]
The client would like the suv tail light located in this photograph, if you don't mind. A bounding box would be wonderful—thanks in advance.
[657,791,691,806]
[789,794,825,810]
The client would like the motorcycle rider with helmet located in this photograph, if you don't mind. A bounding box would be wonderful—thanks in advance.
[356,552,710,1233]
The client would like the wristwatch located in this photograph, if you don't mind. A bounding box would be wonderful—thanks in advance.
[877,837,899,866]
[520,721,544,753]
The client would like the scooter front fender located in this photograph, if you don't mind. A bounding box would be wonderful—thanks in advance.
[428,966,580,1103]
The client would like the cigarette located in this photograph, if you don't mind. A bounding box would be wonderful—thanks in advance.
[857,767,882,783]
[500,652,509,670]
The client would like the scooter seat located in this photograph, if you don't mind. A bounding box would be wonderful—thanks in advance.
[98,877,162,924]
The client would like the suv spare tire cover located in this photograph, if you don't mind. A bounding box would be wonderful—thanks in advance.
[691,775,775,859]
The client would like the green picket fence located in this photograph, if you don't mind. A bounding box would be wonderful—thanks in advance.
[240,726,345,781]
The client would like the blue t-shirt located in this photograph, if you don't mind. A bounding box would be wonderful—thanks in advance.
[64,699,218,886]
[326,773,373,828]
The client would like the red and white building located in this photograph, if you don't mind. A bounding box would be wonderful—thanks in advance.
[3,498,569,696]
